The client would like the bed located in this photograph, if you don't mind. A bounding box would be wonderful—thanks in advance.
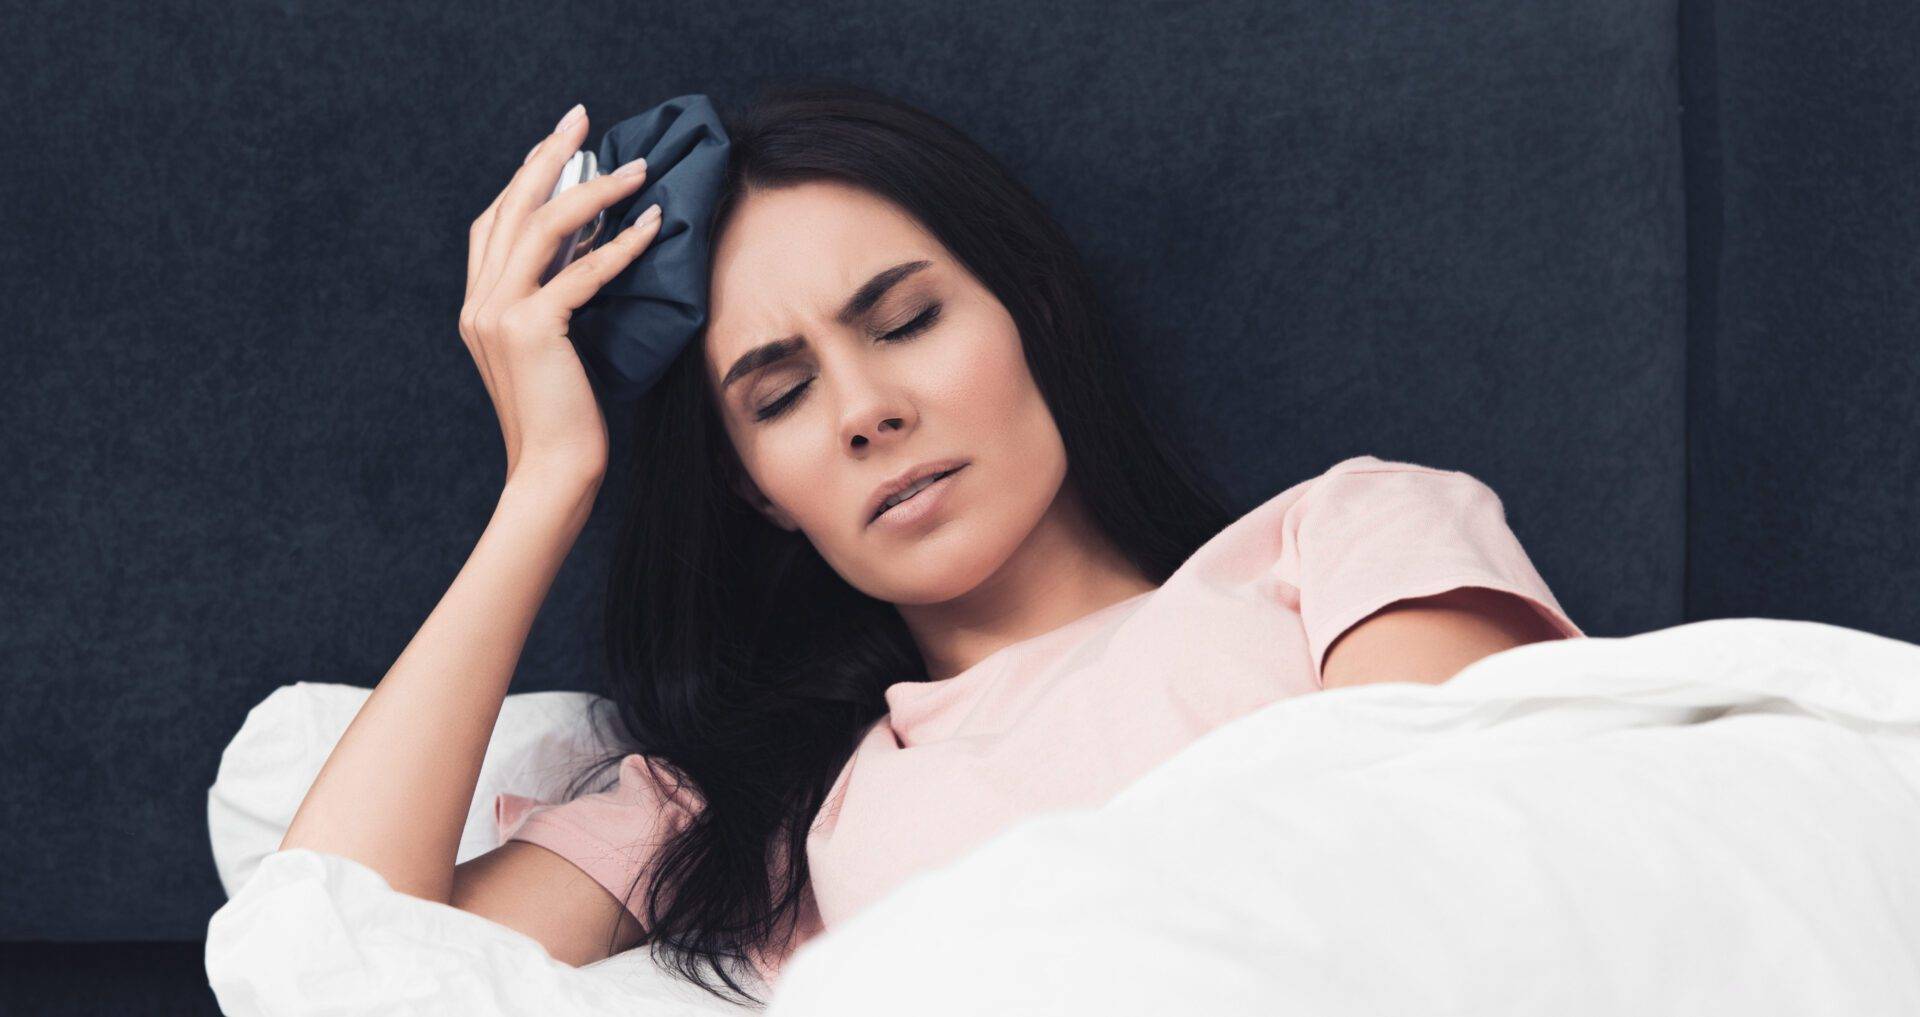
[204,617,1920,1015]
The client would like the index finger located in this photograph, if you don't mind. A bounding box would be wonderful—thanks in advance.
[498,157,649,296]
[467,191,503,300]
[467,115,568,301]
[476,106,590,302]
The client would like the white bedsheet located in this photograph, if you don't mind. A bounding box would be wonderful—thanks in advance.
[205,618,1920,1016]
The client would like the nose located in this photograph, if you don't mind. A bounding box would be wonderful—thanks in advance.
[836,363,915,450]
[849,415,906,450]
[834,363,919,523]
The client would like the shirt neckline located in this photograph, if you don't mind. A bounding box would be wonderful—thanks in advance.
[883,587,1157,713]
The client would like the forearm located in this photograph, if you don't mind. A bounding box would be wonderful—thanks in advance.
[278,470,600,905]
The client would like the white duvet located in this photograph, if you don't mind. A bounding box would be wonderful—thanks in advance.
[205,618,1920,1016]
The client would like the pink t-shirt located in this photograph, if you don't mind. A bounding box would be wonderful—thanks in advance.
[493,454,1584,986]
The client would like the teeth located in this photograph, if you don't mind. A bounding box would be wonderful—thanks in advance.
[881,470,950,512]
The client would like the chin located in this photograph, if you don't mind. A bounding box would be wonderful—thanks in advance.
[874,487,1051,606]
[825,515,971,605]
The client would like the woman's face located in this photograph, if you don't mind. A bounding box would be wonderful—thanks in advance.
[703,179,1067,606]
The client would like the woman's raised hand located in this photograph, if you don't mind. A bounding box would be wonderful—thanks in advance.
[459,103,662,487]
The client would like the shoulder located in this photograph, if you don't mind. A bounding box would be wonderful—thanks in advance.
[1240,454,1487,531]
[1317,453,1476,482]
[1161,454,1506,589]
[1290,455,1505,522]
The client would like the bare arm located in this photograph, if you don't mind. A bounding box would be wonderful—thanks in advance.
[1321,585,1568,690]
[278,472,598,903]
[451,840,648,967]
[281,470,650,967]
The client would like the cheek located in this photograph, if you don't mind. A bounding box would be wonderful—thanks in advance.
[922,313,1035,423]
[737,438,814,521]
[720,413,810,519]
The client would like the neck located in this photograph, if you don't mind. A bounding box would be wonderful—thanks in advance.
[899,477,1157,682]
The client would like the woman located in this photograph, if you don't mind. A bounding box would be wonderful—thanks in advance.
[278,80,1582,1008]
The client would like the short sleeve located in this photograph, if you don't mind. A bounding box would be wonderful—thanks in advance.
[1270,456,1585,688]
[492,752,702,924]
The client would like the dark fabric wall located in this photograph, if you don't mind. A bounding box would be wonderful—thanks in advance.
[13,0,1909,1007]
[1681,0,1920,636]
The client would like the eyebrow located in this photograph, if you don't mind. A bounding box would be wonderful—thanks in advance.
[719,259,935,393]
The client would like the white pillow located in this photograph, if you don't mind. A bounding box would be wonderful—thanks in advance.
[206,682,626,897]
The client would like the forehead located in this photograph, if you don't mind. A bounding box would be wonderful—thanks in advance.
[703,180,942,384]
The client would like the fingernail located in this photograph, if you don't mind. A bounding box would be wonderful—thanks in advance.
[612,158,647,180]
[553,103,585,133]
[641,203,661,222]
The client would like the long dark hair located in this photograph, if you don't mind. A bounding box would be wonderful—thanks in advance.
[561,79,1235,1007]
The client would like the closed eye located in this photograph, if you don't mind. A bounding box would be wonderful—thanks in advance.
[751,303,943,423]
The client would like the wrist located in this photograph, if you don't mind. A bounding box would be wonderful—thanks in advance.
[501,465,602,526]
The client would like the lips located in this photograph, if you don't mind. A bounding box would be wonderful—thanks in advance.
[875,466,956,514]
[867,460,960,521]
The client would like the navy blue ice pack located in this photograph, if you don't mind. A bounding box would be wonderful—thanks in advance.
[570,94,732,403]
